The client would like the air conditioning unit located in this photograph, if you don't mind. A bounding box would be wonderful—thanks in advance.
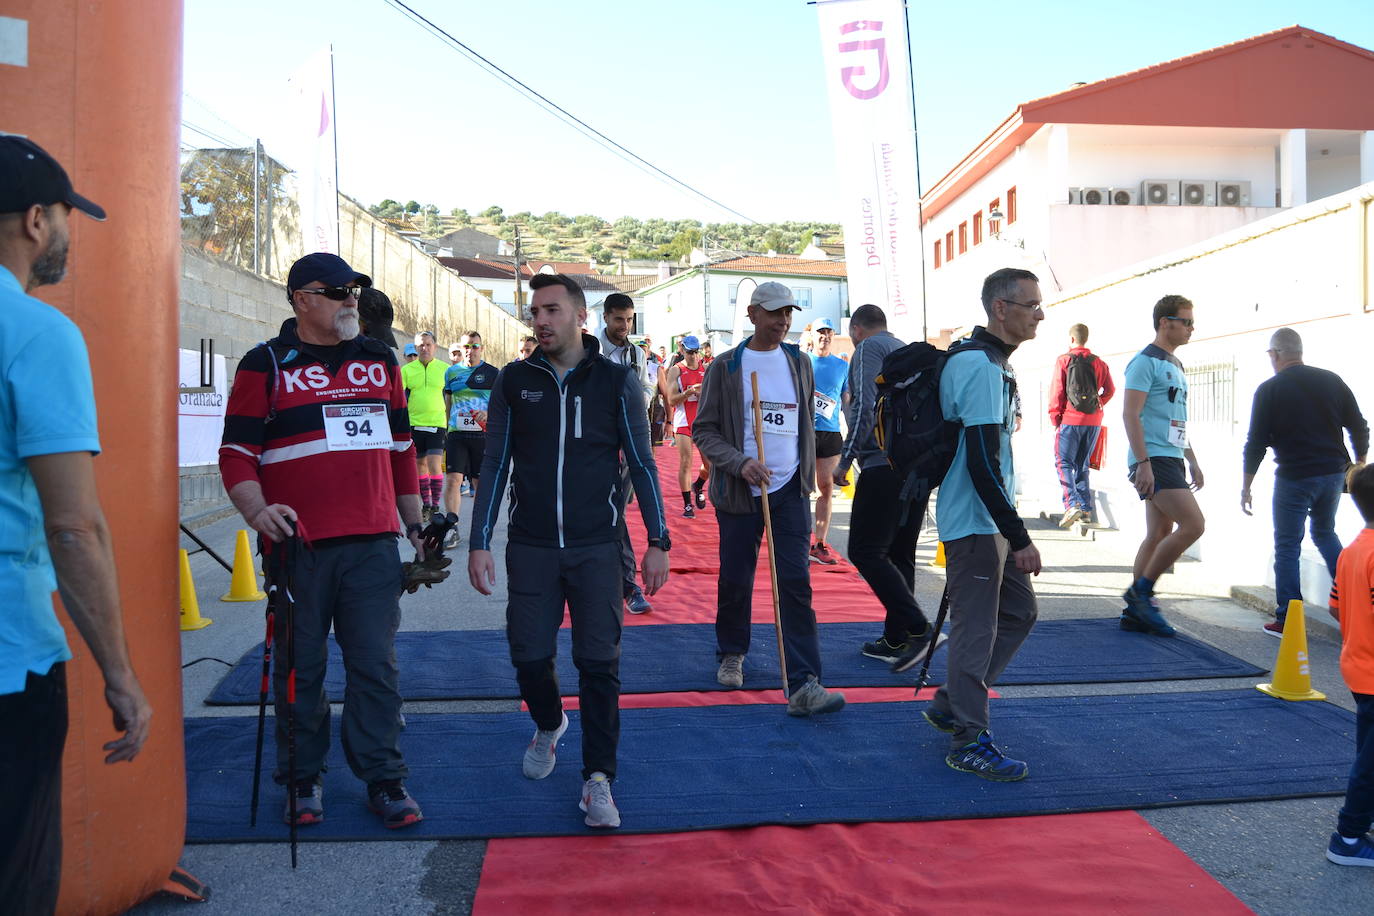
[1180,180,1216,206]
[1066,187,1082,204]
[1217,180,1251,207]
[1080,187,1109,206]
[1140,179,1180,206]
[1108,187,1136,206]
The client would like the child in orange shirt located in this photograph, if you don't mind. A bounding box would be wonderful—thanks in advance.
[1326,463,1374,866]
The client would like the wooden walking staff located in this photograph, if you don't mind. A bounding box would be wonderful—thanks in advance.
[751,372,791,699]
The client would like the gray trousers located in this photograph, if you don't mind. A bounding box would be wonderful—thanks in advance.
[617,462,637,598]
[930,534,1038,747]
[273,537,406,785]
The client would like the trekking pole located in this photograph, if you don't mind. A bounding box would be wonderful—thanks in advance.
[281,523,300,869]
[751,372,790,699]
[913,584,950,694]
[249,537,278,828]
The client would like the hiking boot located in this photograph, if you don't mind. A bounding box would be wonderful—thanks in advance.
[809,542,839,565]
[626,588,653,615]
[691,478,707,509]
[923,706,957,733]
[892,628,950,673]
[1327,832,1374,867]
[946,730,1028,782]
[580,772,621,828]
[717,654,745,688]
[1058,507,1084,529]
[367,779,423,829]
[283,778,323,826]
[522,711,569,779]
[1263,620,1285,638]
[860,634,908,663]
[682,504,696,519]
[1121,586,1175,637]
[786,676,846,717]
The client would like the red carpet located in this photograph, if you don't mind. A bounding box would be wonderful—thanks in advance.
[540,686,971,710]
[474,811,1250,915]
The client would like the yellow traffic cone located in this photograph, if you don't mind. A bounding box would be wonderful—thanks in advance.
[840,470,857,500]
[179,549,212,630]
[220,529,266,602]
[1257,599,1326,701]
[930,541,946,568]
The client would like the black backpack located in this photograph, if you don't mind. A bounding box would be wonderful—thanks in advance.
[873,338,992,507]
[1065,353,1100,413]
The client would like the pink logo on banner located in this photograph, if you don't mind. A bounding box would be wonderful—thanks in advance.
[838,20,889,100]
[318,94,331,137]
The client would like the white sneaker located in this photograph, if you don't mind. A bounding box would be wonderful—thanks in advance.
[1058,507,1084,529]
[580,772,621,828]
[522,711,568,779]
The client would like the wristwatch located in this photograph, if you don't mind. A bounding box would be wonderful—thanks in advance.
[648,534,671,551]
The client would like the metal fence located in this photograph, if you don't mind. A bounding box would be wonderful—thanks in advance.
[1184,360,1236,426]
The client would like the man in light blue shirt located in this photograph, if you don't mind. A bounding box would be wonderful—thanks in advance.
[922,267,1042,783]
[0,135,150,914]
[808,316,849,565]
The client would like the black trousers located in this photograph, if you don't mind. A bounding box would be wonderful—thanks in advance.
[0,664,68,916]
[848,465,930,641]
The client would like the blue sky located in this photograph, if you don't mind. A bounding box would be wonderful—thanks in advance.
[182,0,1374,224]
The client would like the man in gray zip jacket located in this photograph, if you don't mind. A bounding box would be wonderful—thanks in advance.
[693,281,844,716]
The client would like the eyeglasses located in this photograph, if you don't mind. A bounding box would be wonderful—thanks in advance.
[998,298,1042,310]
[296,285,361,301]
[1162,316,1195,328]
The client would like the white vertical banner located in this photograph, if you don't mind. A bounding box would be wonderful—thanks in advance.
[815,1,924,339]
[287,46,339,255]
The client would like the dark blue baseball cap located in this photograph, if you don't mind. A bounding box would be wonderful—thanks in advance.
[286,252,372,293]
[0,134,106,220]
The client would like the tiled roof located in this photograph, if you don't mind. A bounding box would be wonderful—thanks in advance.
[599,274,659,294]
[437,257,518,280]
[705,256,848,278]
[526,260,596,275]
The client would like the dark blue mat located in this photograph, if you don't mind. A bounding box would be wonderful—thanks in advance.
[184,689,1352,842]
[205,620,1265,704]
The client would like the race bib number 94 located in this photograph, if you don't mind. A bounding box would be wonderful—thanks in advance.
[323,404,393,451]
[757,400,799,436]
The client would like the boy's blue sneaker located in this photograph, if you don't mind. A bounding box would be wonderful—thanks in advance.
[1122,586,1175,637]
[945,730,1028,782]
[1326,832,1374,867]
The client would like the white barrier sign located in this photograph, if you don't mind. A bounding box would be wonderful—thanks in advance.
[178,349,228,467]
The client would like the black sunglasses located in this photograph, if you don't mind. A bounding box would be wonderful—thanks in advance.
[1162,316,1194,328]
[296,285,362,301]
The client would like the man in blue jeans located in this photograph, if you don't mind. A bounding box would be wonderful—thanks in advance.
[1242,327,1368,636]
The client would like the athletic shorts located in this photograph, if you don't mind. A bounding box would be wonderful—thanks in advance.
[1127,456,1188,500]
[445,433,485,477]
[674,426,693,439]
[411,427,445,456]
[815,430,843,460]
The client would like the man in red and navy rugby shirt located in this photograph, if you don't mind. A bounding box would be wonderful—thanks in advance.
[220,252,425,830]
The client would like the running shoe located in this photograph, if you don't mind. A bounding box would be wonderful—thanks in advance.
[1263,620,1285,638]
[626,588,653,615]
[1326,832,1374,867]
[1121,586,1175,637]
[786,677,846,716]
[366,779,423,829]
[580,772,621,828]
[891,628,950,673]
[809,542,839,565]
[682,504,696,519]
[691,478,707,509]
[443,527,461,551]
[1058,507,1084,529]
[282,778,323,826]
[922,706,957,734]
[522,711,569,779]
[716,654,745,688]
[860,635,909,663]
[945,730,1028,781]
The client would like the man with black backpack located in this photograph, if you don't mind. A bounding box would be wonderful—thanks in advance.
[1048,323,1114,528]
[920,267,1043,782]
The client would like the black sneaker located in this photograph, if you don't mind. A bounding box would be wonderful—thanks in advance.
[922,706,957,733]
[367,779,423,829]
[891,628,949,673]
[682,504,695,519]
[691,478,707,509]
[1121,586,1175,637]
[860,635,908,663]
[283,778,323,826]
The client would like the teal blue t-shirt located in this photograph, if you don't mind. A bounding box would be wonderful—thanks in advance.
[1123,344,1188,464]
[810,353,849,433]
[936,346,1017,542]
[444,361,497,436]
[0,266,101,694]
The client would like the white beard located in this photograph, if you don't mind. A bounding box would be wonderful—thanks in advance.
[334,307,361,340]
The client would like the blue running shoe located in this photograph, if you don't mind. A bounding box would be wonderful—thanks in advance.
[1122,586,1175,637]
[922,706,957,733]
[1327,832,1374,867]
[945,730,1029,781]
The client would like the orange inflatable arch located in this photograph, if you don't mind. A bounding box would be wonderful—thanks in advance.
[3,2,188,912]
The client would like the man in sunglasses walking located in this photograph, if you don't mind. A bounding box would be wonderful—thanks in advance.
[220,252,426,829]
[442,330,496,547]
[1120,295,1205,637]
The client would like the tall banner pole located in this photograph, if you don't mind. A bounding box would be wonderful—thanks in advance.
[815,0,925,342]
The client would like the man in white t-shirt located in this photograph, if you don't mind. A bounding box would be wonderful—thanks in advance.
[692,282,844,717]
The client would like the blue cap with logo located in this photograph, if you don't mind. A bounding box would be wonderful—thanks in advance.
[812,317,835,331]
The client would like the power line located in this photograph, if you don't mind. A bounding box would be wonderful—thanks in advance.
[381,0,759,225]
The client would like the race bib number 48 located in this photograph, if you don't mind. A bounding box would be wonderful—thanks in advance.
[323,404,393,451]
[757,400,799,436]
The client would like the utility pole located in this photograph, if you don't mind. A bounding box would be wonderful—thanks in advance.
[512,222,525,320]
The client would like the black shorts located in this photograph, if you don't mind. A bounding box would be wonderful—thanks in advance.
[411,426,445,456]
[445,433,486,477]
[1128,456,1188,500]
[815,430,844,460]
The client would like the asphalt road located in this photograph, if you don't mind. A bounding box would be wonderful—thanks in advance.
[131,470,1366,915]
